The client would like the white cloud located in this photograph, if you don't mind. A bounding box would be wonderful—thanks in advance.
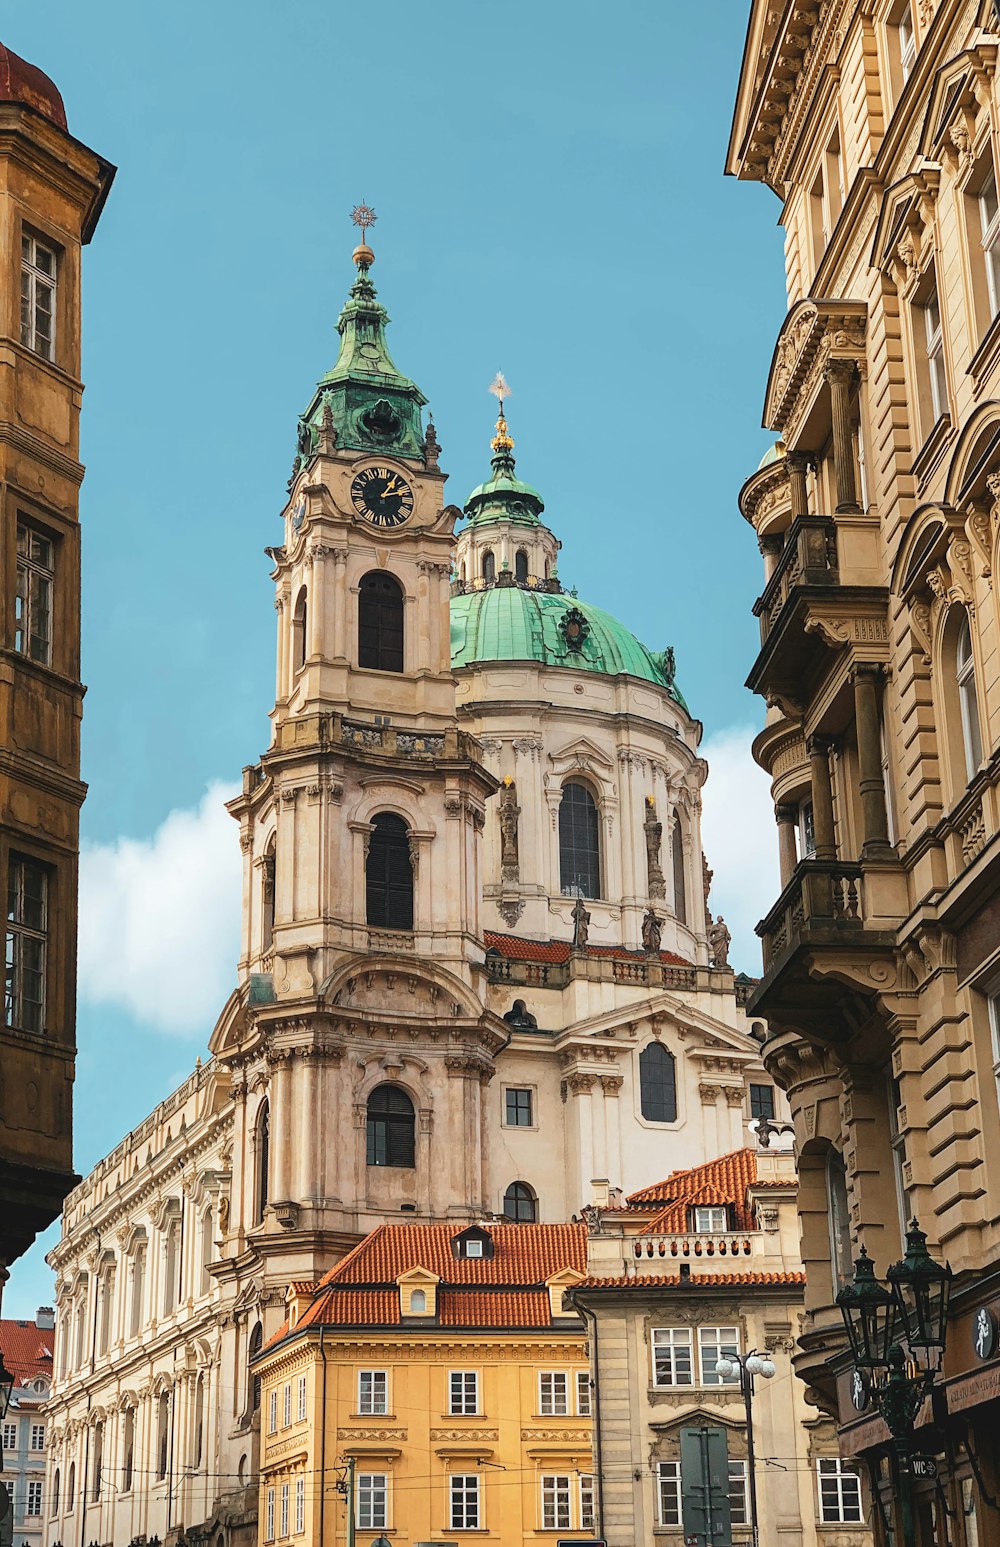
[699,725,779,978]
[79,781,243,1036]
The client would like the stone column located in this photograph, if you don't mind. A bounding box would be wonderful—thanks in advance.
[807,736,837,860]
[786,451,811,520]
[570,1075,595,1210]
[601,1076,622,1193]
[274,594,287,703]
[825,359,860,512]
[332,548,349,659]
[760,534,784,582]
[852,664,892,857]
[699,1083,720,1156]
[775,805,799,887]
[269,1053,292,1205]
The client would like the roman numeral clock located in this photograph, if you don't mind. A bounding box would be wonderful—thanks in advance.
[350,464,415,529]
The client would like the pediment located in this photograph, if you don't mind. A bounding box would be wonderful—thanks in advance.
[763,298,867,440]
[870,165,941,289]
[548,736,615,774]
[919,43,998,163]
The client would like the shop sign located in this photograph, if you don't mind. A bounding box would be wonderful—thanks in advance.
[974,1306,998,1362]
[911,1456,938,1480]
[947,1361,1000,1414]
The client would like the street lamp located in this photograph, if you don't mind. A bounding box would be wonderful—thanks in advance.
[836,1220,952,1547]
[714,1350,776,1547]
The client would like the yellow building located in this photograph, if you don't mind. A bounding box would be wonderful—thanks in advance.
[255,1223,595,1547]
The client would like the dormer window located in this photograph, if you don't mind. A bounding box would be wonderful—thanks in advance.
[452,1226,494,1261]
[694,1206,728,1233]
[465,1241,483,1259]
[410,1289,426,1312]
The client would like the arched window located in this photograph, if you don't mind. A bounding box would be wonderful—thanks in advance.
[460,561,466,584]
[98,1265,114,1355]
[68,1461,75,1510]
[358,571,404,672]
[74,1288,88,1369]
[672,814,687,925]
[559,781,601,898]
[827,1149,853,1295]
[957,613,983,779]
[515,549,528,583]
[503,1182,537,1223]
[123,1406,135,1492]
[129,1243,146,1337]
[157,1392,170,1480]
[366,1085,416,1168]
[262,836,276,955]
[292,587,308,672]
[200,1205,213,1296]
[248,1321,263,1413]
[410,1289,426,1313]
[162,1216,180,1315]
[51,1468,60,1517]
[92,1421,103,1501]
[256,1100,270,1223]
[366,813,414,930]
[639,1042,677,1123]
[482,549,495,582]
[194,1372,205,1468]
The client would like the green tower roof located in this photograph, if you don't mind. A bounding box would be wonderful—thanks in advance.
[449,585,687,708]
[463,390,545,528]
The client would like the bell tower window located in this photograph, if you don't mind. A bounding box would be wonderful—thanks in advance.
[671,814,687,925]
[366,813,414,929]
[366,1085,416,1168]
[515,549,528,582]
[559,782,601,898]
[482,550,496,583]
[292,587,307,672]
[358,571,404,672]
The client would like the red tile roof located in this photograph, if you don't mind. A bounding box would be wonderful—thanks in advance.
[579,1272,806,1289]
[483,930,691,968]
[0,1319,54,1387]
[627,1149,760,1232]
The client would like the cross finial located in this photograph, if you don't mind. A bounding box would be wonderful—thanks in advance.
[351,202,377,236]
[489,371,511,409]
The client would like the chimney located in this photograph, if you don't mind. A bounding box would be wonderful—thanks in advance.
[36,1308,54,1331]
[590,1178,610,1207]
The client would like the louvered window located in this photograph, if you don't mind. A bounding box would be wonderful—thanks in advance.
[366,813,413,929]
[358,571,403,672]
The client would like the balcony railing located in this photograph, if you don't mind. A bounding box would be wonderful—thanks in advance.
[485,953,704,992]
[753,515,838,645]
[633,1231,755,1262]
[757,860,864,970]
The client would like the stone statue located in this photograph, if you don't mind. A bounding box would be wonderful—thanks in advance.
[571,896,591,949]
[641,908,662,954]
[644,798,666,899]
[499,779,520,883]
[318,399,338,454]
[702,850,713,914]
[423,414,441,469]
[708,915,732,968]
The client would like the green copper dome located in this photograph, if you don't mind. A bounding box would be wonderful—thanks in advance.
[450,585,687,708]
[464,395,544,528]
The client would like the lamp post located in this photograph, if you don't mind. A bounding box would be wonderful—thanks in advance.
[714,1349,775,1547]
[836,1220,952,1547]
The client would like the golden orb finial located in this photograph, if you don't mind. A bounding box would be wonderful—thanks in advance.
[351,202,377,268]
[488,372,514,456]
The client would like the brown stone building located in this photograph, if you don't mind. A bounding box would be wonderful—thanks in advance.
[0,44,113,1278]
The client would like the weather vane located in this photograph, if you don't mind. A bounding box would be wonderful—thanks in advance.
[489,371,511,410]
[351,202,377,237]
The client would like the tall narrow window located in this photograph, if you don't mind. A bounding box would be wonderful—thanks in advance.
[292,587,307,672]
[515,549,528,582]
[358,571,403,672]
[357,1474,387,1531]
[27,1480,42,1517]
[957,614,983,779]
[639,1042,677,1123]
[898,4,915,80]
[74,1290,88,1369]
[923,287,947,422]
[6,855,48,1034]
[194,1373,205,1467]
[122,1408,134,1492]
[482,550,495,583]
[799,799,816,860]
[827,1148,853,1295]
[200,1205,213,1295]
[129,1243,146,1337]
[559,782,601,898]
[503,1181,537,1222]
[68,1461,75,1510]
[888,1077,909,1244]
[249,1321,263,1413]
[20,234,56,360]
[92,1422,103,1502]
[450,1474,480,1530]
[366,812,413,929]
[979,167,1000,320]
[163,1216,180,1315]
[15,523,53,665]
[98,1267,114,1355]
[262,838,276,955]
[256,1100,270,1223]
[366,1084,415,1168]
[52,1468,60,1517]
[671,814,687,924]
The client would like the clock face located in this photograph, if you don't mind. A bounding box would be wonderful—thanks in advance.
[350,465,414,528]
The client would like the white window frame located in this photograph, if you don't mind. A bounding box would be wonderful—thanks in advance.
[357,1472,388,1531]
[449,1370,479,1416]
[729,1459,749,1527]
[957,615,983,778]
[979,165,1000,319]
[898,5,915,79]
[657,1461,682,1527]
[698,1325,740,1385]
[694,1205,728,1233]
[541,1474,572,1531]
[280,1481,289,1537]
[799,798,816,859]
[923,288,947,422]
[268,1389,278,1434]
[27,1479,43,1518]
[651,1327,694,1387]
[20,234,56,361]
[1,1422,14,1451]
[817,1457,864,1523]
[297,1373,307,1422]
[538,1370,569,1415]
[15,522,54,667]
[988,991,1000,1114]
[579,1473,596,1531]
[5,854,48,1035]
[576,1369,592,1415]
[450,1472,481,1530]
[295,1476,304,1534]
[30,1423,45,1451]
[358,1369,388,1416]
[266,1487,275,1541]
[282,1382,291,1428]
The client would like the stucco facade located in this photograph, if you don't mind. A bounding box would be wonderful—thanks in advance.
[729,1,1000,1543]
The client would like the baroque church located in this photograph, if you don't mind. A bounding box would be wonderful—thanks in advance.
[43,230,781,1547]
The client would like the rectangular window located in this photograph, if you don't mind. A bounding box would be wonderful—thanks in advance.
[16,523,54,666]
[729,1460,749,1526]
[282,1382,291,1427]
[898,5,915,79]
[579,1474,596,1532]
[449,1370,478,1415]
[979,167,1000,319]
[799,799,816,859]
[297,1374,307,1422]
[657,1461,682,1528]
[268,1389,277,1434]
[27,1480,42,1518]
[504,1087,533,1126]
[541,1474,572,1531]
[358,1369,387,1416]
[30,1424,45,1451]
[539,1371,569,1415]
[450,1473,480,1530]
[280,1482,289,1537]
[923,288,947,422]
[694,1206,728,1233]
[651,1327,693,1387]
[750,1084,776,1121]
[295,1477,304,1534]
[20,234,56,361]
[1,1422,14,1450]
[818,1457,863,1523]
[266,1488,275,1541]
[6,855,48,1034]
[699,1326,740,1385]
[576,1369,592,1416]
[357,1473,387,1531]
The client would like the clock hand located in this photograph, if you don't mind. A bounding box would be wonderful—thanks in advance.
[382,477,399,496]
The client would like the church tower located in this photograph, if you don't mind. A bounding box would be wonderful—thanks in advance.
[214,221,505,1280]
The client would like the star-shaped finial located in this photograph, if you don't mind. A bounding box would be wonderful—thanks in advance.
[351,202,377,235]
[489,371,511,405]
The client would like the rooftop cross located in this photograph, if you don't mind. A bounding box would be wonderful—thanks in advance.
[488,372,514,458]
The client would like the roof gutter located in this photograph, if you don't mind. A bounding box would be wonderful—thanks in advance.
[569,1293,604,1539]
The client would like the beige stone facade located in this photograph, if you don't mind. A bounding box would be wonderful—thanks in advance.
[729,1,1000,1542]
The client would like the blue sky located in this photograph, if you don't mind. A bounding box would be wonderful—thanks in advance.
[4,1,787,1314]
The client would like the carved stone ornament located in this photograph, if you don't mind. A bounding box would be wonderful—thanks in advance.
[499,778,520,882]
[643,797,666,898]
[641,908,662,954]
